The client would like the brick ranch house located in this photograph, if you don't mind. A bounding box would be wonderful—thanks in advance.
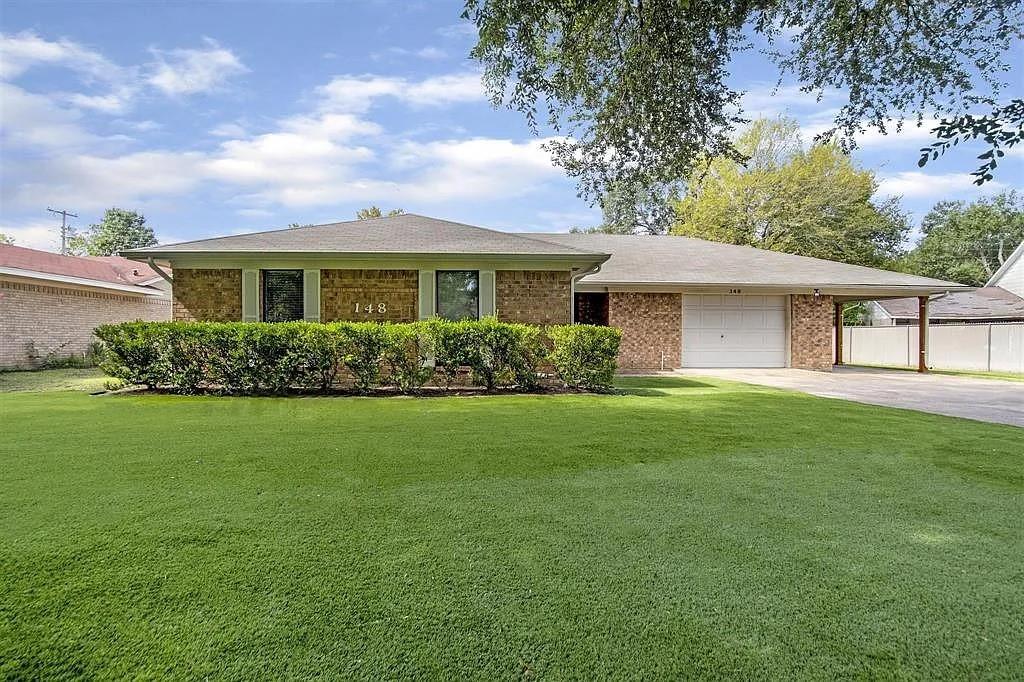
[0,244,171,369]
[123,214,967,371]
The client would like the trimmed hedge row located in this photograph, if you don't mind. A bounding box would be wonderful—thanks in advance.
[94,319,622,395]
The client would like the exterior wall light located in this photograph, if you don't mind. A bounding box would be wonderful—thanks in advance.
[813,288,821,299]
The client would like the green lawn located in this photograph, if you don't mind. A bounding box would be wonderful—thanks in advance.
[0,368,107,393]
[2,377,1022,679]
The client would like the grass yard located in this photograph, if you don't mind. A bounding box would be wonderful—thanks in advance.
[2,376,1022,679]
[0,368,106,393]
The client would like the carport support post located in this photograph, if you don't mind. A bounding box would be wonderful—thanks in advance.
[834,301,844,366]
[917,296,928,373]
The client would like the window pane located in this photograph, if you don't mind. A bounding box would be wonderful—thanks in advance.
[436,271,479,321]
[262,270,304,322]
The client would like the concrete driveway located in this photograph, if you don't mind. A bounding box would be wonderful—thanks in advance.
[673,366,1024,427]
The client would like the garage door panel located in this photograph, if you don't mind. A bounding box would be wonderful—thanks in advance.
[683,294,787,368]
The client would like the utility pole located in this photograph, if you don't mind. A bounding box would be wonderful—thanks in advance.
[47,207,78,255]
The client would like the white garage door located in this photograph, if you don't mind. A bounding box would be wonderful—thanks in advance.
[683,294,787,367]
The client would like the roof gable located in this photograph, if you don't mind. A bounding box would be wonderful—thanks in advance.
[125,214,604,259]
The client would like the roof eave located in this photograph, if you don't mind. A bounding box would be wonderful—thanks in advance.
[0,266,168,296]
[122,250,609,263]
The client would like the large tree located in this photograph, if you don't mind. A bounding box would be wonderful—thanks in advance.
[672,118,909,268]
[68,208,157,256]
[901,192,1024,285]
[574,180,680,234]
[465,0,1023,200]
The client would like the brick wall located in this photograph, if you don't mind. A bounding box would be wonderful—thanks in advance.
[321,269,418,322]
[791,294,834,371]
[172,269,241,321]
[608,292,682,370]
[495,270,571,325]
[1,279,171,369]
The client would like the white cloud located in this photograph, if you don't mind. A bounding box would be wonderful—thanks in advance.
[147,38,247,96]
[210,122,248,138]
[0,82,95,149]
[317,72,483,113]
[1,62,562,218]
[0,218,64,251]
[436,22,477,40]
[6,151,206,211]
[387,137,561,202]
[374,46,448,61]
[0,31,124,82]
[876,171,1007,199]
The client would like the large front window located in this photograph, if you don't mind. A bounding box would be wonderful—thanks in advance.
[262,269,304,322]
[435,270,479,321]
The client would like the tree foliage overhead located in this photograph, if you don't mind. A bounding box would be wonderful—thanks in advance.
[672,118,909,268]
[901,191,1024,286]
[0,233,13,245]
[355,206,406,220]
[918,100,1024,185]
[67,208,156,257]
[464,0,1024,200]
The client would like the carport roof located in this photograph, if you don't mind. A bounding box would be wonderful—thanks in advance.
[539,233,967,291]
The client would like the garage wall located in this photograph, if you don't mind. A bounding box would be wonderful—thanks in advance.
[608,292,682,370]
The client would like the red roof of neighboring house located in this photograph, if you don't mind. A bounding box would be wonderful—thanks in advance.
[0,244,168,286]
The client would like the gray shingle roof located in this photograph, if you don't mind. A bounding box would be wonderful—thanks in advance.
[125,214,604,259]
[875,287,1024,320]
[126,214,968,291]
[539,233,964,289]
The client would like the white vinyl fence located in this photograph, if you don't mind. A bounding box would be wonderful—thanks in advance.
[841,323,1024,373]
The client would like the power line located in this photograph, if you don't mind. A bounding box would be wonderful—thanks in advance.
[47,207,78,255]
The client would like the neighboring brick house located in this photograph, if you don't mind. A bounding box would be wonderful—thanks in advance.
[124,214,965,372]
[0,245,171,369]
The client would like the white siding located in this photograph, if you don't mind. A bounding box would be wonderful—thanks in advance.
[989,245,1024,297]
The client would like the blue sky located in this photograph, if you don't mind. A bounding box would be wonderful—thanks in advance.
[1,0,1021,252]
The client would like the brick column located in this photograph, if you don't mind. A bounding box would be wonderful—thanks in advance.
[790,294,834,371]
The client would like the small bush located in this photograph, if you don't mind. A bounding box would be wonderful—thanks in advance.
[337,322,390,392]
[466,317,544,390]
[95,321,163,387]
[547,325,622,391]
[423,318,474,388]
[94,319,621,395]
[383,323,435,393]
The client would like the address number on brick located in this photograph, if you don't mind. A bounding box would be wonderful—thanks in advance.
[354,303,388,314]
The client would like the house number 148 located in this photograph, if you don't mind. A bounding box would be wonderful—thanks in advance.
[354,303,388,314]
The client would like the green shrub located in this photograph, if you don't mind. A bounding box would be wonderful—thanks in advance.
[337,322,389,392]
[464,317,545,390]
[94,319,621,395]
[423,318,473,388]
[383,323,435,393]
[95,321,163,387]
[547,325,622,391]
[293,323,344,391]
